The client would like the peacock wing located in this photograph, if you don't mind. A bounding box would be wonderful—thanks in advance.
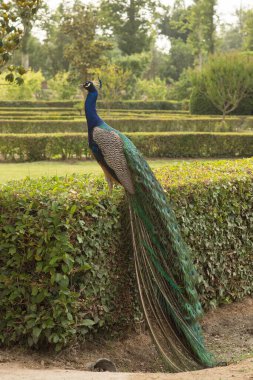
[93,127,135,194]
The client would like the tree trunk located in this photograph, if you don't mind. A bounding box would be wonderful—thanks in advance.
[21,53,29,70]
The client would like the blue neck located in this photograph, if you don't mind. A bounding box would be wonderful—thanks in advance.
[85,91,103,130]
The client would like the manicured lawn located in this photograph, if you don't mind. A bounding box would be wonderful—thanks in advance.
[0,159,174,184]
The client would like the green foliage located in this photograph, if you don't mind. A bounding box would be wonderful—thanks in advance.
[38,3,69,78]
[115,52,150,79]
[0,99,183,110]
[156,158,253,308]
[188,0,216,66]
[134,77,168,100]
[61,2,112,82]
[1,132,253,161]
[47,72,78,100]
[217,23,243,53]
[168,69,193,101]
[161,39,194,81]
[0,0,41,81]
[89,64,132,102]
[0,175,133,349]
[242,9,253,51]
[0,159,253,348]
[3,112,253,134]
[100,0,155,55]
[191,53,253,116]
[11,35,48,73]
[0,70,44,100]
[190,88,218,115]
[158,0,191,43]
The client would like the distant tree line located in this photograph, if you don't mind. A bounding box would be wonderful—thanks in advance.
[1,0,253,109]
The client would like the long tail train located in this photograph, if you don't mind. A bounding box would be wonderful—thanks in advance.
[124,136,215,372]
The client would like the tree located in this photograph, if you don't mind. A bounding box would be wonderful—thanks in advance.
[161,38,194,81]
[188,0,217,67]
[0,70,44,100]
[158,0,191,43]
[39,2,70,78]
[242,9,253,51]
[115,52,150,79]
[157,1,194,82]
[217,23,243,52]
[167,68,193,100]
[193,53,253,119]
[88,64,132,102]
[134,77,168,100]
[61,1,112,82]
[0,0,41,83]
[100,0,155,55]
[47,72,77,100]
[19,1,48,69]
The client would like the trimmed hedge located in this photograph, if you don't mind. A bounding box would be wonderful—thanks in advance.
[1,132,253,161]
[158,159,253,307]
[0,101,79,108]
[100,100,183,110]
[0,176,133,349]
[0,110,188,119]
[1,117,253,133]
[0,100,183,110]
[0,158,253,348]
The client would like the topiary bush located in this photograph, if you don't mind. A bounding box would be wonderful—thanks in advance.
[0,158,253,349]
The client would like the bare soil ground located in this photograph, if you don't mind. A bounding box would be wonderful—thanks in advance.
[0,297,252,378]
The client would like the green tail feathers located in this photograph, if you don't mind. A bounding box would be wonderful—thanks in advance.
[122,133,216,372]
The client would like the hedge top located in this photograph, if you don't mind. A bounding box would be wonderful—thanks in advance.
[155,157,253,189]
[2,157,253,192]
[0,100,183,110]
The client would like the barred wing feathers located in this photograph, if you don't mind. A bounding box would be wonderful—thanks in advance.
[93,127,135,194]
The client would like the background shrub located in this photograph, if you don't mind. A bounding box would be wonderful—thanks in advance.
[190,89,253,115]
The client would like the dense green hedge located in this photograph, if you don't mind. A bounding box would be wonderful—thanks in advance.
[0,176,133,349]
[1,132,253,161]
[0,110,188,119]
[0,101,79,108]
[100,100,183,110]
[190,89,253,115]
[1,117,253,133]
[158,159,253,307]
[0,100,183,110]
[0,159,252,348]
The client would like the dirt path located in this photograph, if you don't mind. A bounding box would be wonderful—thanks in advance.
[0,297,252,378]
[0,359,252,380]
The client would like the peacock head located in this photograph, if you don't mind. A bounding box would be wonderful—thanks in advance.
[80,79,102,93]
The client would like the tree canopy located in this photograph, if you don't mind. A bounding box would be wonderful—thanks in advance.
[0,0,41,83]
[2,0,253,110]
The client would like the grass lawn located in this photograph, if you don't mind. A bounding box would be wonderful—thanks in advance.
[0,159,175,184]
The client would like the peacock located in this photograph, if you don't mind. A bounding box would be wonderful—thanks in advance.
[80,80,216,373]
